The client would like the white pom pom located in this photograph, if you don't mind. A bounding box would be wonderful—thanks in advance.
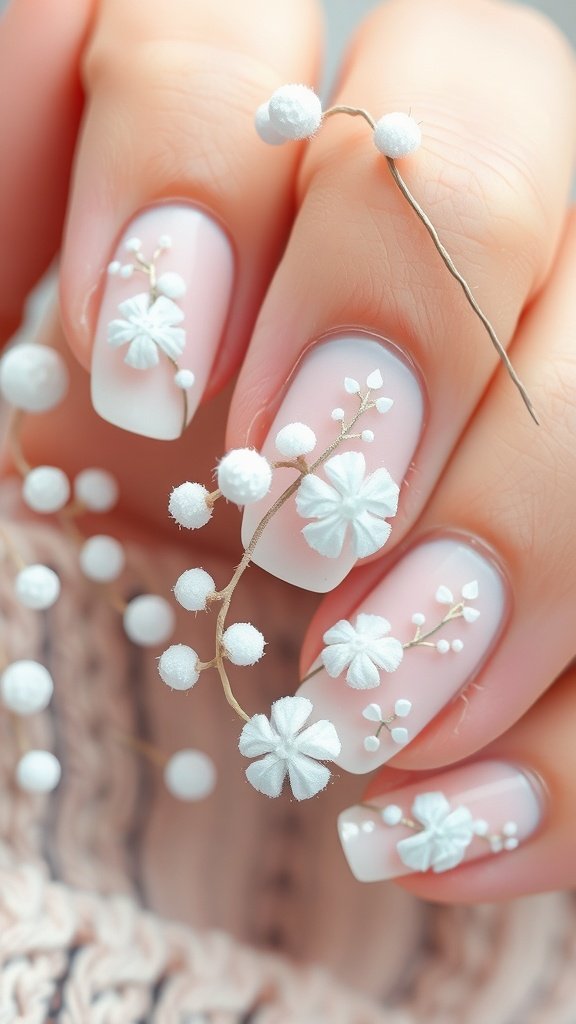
[14,564,60,609]
[1,660,54,714]
[119,264,134,278]
[391,726,409,745]
[107,261,121,275]
[74,468,119,512]
[363,735,380,752]
[412,612,426,626]
[275,423,317,458]
[23,466,70,513]
[123,594,175,646]
[254,102,286,145]
[164,749,216,801]
[124,237,141,252]
[268,84,322,140]
[381,804,403,826]
[79,535,125,582]
[157,271,187,299]
[169,482,213,529]
[16,750,61,793]
[361,430,374,443]
[436,639,450,654]
[174,568,215,611]
[222,622,265,666]
[174,369,195,390]
[0,344,69,413]
[217,449,272,505]
[158,644,199,690]
[373,112,422,159]
[331,408,345,421]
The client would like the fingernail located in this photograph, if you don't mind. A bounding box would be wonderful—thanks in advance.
[298,536,506,771]
[241,334,424,592]
[91,204,234,440]
[338,760,542,881]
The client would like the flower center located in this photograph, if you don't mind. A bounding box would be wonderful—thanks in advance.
[130,312,155,337]
[275,739,295,759]
[339,496,362,520]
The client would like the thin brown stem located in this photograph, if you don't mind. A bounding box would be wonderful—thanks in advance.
[0,526,26,571]
[8,411,32,476]
[324,105,376,130]
[403,604,463,650]
[113,729,167,769]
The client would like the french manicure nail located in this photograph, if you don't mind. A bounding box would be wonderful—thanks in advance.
[91,204,234,440]
[298,536,506,771]
[338,760,542,881]
[241,334,424,592]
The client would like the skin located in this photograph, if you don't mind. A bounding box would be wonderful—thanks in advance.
[0,0,576,902]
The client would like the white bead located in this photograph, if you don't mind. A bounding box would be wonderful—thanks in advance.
[394,699,412,718]
[124,237,141,252]
[174,567,215,611]
[74,468,119,512]
[376,397,394,414]
[373,112,422,159]
[503,821,518,837]
[158,644,199,690]
[174,369,195,390]
[157,271,187,299]
[107,261,121,275]
[391,726,409,745]
[23,466,70,513]
[435,585,454,605]
[123,595,175,646]
[79,535,125,582]
[490,836,504,853]
[411,612,426,626]
[331,408,345,421]
[119,264,134,278]
[436,639,450,654]
[362,703,382,722]
[1,660,54,714]
[158,234,172,249]
[254,102,286,145]
[222,622,265,666]
[382,804,403,826]
[16,750,61,793]
[268,84,322,140]
[504,838,519,851]
[0,344,69,413]
[164,749,216,801]
[473,819,489,836]
[363,735,380,752]
[275,422,317,458]
[15,565,60,610]
[344,377,360,394]
[451,639,464,652]
[361,430,374,443]
[462,580,479,601]
[169,482,212,529]
[366,369,383,390]
[217,449,272,505]
[463,606,481,623]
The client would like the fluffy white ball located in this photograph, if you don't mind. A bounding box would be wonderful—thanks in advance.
[0,344,69,412]
[14,564,60,610]
[1,660,54,715]
[174,568,215,611]
[169,482,212,529]
[79,535,125,582]
[157,271,187,299]
[74,468,119,512]
[174,369,195,390]
[268,84,322,140]
[254,102,286,145]
[23,466,70,513]
[275,422,317,458]
[16,750,61,793]
[217,449,272,505]
[164,749,216,801]
[123,595,175,646]
[373,112,422,159]
[158,644,200,690]
[222,622,265,666]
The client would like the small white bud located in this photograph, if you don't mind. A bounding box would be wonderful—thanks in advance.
[275,422,317,458]
[504,838,519,851]
[344,377,360,394]
[373,112,422,159]
[462,580,479,600]
[363,735,380,752]
[254,102,286,146]
[361,430,374,443]
[473,819,489,837]
[381,804,403,826]
[411,612,426,626]
[16,750,61,793]
[268,84,322,140]
[222,622,265,666]
[1,660,54,715]
[0,344,69,413]
[366,369,383,390]
[503,821,518,837]
[79,535,125,582]
[158,234,172,249]
[217,449,272,505]
[174,369,195,390]
[394,699,412,718]
[463,606,481,623]
[123,595,175,647]
[15,565,60,610]
[164,749,216,801]
[124,237,141,253]
[74,468,119,512]
[376,397,394,414]
[107,261,121,275]
[157,271,187,299]
[23,466,70,514]
[174,568,215,611]
[436,639,450,654]
[119,264,134,278]
[435,585,454,605]
[362,703,383,722]
[169,482,213,529]
[331,408,345,421]
[158,644,199,690]
[451,639,464,652]
[391,726,409,745]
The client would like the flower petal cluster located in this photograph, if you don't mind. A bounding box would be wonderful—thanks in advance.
[322,613,403,689]
[238,696,341,800]
[108,293,186,370]
[296,451,399,559]
[394,792,476,873]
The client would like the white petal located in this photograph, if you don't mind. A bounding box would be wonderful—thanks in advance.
[238,714,277,757]
[288,754,331,800]
[462,606,481,623]
[124,336,160,370]
[391,727,409,745]
[360,467,399,518]
[366,369,383,389]
[296,719,341,759]
[411,791,452,829]
[322,619,357,645]
[435,585,454,605]
[323,451,366,496]
[302,516,348,558]
[117,292,150,319]
[397,831,435,872]
[369,637,404,673]
[321,643,353,679]
[431,837,472,873]
[442,805,475,836]
[394,699,412,718]
[376,397,394,414]
[245,755,287,798]
[461,580,479,600]
[350,512,391,558]
[154,326,186,360]
[346,652,381,689]
[295,474,339,519]
[271,695,312,739]
[354,613,390,638]
[107,319,137,347]
[362,703,383,722]
[344,377,360,394]
[148,295,185,327]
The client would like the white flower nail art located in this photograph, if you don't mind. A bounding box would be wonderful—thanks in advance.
[238,695,341,800]
[108,293,185,369]
[322,613,403,688]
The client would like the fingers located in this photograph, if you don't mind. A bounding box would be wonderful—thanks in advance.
[233,0,575,592]
[59,0,322,439]
[338,664,576,900]
[0,0,92,342]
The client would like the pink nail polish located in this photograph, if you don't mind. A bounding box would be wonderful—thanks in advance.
[338,760,542,882]
[298,536,506,772]
[241,334,424,592]
[91,204,234,440]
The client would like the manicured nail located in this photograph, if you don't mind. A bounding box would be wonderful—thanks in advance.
[338,760,542,881]
[91,204,234,440]
[298,536,506,771]
[241,334,423,592]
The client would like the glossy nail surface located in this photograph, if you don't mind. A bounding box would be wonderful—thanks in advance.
[298,537,506,772]
[338,760,542,882]
[92,204,234,440]
[242,334,423,592]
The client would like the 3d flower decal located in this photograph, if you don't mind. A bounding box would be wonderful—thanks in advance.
[391,792,476,873]
[322,613,404,688]
[238,695,341,800]
[296,451,399,559]
[107,293,186,370]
